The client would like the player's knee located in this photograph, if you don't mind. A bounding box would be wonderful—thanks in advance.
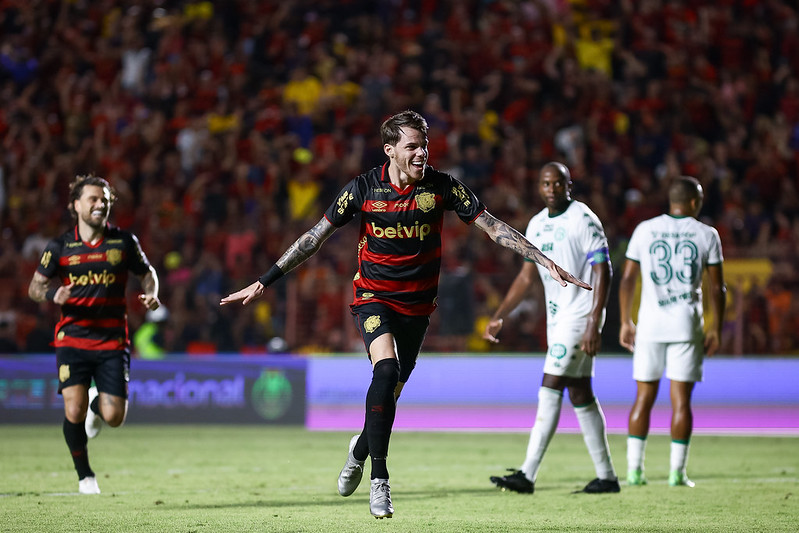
[372,358,400,390]
[567,381,594,406]
[103,410,126,427]
[65,406,85,424]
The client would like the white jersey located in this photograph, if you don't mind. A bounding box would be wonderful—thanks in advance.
[625,214,723,342]
[524,200,609,328]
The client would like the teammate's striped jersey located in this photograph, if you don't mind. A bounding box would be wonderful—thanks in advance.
[524,200,610,328]
[36,226,153,351]
[625,214,723,342]
[324,163,485,316]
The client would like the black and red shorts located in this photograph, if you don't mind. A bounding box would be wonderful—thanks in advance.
[55,347,130,398]
[352,302,430,383]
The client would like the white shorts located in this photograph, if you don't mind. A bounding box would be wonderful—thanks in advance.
[543,322,594,378]
[633,341,703,383]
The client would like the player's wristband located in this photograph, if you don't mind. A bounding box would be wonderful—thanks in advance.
[258,265,284,288]
[45,287,58,302]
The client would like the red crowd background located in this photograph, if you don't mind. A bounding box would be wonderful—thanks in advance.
[1,0,798,356]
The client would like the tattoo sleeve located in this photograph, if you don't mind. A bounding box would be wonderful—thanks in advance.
[475,211,549,266]
[28,272,51,303]
[275,217,337,273]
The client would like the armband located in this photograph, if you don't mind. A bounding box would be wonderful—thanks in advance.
[45,287,58,302]
[258,265,284,288]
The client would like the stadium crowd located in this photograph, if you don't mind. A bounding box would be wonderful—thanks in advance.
[1,0,798,356]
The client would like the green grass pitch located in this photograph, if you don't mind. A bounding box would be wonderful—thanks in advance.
[1,426,796,532]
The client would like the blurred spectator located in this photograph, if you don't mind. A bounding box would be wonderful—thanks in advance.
[133,306,169,360]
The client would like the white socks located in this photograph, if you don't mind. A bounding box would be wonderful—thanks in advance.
[670,440,690,474]
[627,438,690,477]
[627,435,646,475]
[574,398,617,480]
[520,387,563,482]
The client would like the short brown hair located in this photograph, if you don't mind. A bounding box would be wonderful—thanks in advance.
[380,110,428,146]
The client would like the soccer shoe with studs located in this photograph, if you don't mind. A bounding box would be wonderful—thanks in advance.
[489,469,535,494]
[78,476,101,495]
[85,387,103,439]
[627,468,648,486]
[369,478,393,519]
[668,470,695,487]
[578,477,621,493]
[337,434,365,496]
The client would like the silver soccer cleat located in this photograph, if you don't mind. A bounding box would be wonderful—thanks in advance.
[337,434,365,496]
[369,478,393,519]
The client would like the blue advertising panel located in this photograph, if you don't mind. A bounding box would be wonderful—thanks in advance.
[0,356,306,424]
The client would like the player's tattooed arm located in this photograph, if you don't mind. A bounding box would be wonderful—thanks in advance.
[221,217,338,307]
[474,211,549,264]
[28,271,73,304]
[276,217,337,273]
[28,272,50,302]
[474,211,591,290]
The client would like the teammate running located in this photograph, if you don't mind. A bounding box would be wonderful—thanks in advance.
[29,174,160,494]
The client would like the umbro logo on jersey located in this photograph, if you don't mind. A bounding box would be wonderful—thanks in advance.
[372,201,388,212]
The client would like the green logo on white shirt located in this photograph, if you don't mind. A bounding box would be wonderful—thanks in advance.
[549,344,567,359]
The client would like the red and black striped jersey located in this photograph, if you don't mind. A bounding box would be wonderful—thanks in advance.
[36,225,153,352]
[324,163,486,316]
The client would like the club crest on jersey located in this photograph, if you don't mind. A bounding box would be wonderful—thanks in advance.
[59,364,70,382]
[364,315,381,333]
[106,248,122,265]
[415,192,436,213]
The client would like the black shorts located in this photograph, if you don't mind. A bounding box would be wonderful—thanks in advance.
[352,302,430,383]
[56,347,130,398]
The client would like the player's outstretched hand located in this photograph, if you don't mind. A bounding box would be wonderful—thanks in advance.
[220,280,264,307]
[547,262,592,290]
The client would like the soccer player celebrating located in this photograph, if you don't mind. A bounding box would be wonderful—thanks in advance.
[485,162,620,495]
[221,110,590,518]
[619,175,726,487]
[28,175,161,494]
